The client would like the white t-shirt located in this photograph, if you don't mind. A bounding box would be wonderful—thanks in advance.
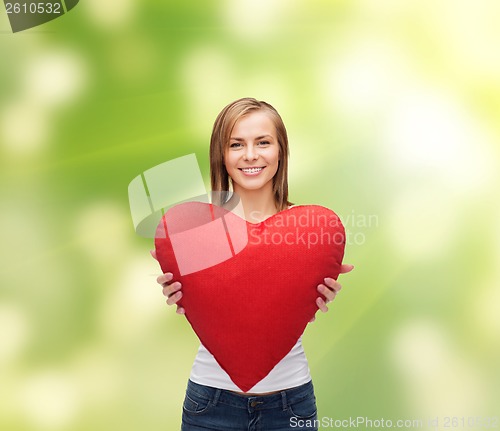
[189,337,312,393]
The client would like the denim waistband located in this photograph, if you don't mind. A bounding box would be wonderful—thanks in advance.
[186,379,314,411]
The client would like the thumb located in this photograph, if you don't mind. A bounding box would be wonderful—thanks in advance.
[150,249,158,261]
[339,264,354,274]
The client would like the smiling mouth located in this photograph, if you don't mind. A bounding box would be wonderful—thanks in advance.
[239,167,265,174]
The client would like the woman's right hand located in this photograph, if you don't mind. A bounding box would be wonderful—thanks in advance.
[150,250,185,314]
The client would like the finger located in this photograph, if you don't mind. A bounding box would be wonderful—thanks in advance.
[324,278,342,293]
[316,297,329,313]
[166,290,182,306]
[150,249,158,261]
[339,264,354,274]
[176,306,185,315]
[157,272,173,286]
[318,284,337,302]
[309,316,316,323]
[163,281,181,297]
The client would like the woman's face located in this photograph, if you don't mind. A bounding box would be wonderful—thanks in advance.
[224,111,280,194]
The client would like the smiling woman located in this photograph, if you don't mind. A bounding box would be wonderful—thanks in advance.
[210,98,291,222]
[153,97,353,431]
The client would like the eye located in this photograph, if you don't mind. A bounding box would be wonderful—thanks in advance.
[258,141,270,146]
[229,142,242,148]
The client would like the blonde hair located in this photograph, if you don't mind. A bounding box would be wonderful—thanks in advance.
[209,97,292,211]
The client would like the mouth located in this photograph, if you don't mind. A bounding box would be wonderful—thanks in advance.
[238,166,265,175]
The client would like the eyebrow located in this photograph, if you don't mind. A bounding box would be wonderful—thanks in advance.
[229,135,274,141]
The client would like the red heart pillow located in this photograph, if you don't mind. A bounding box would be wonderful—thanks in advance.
[155,202,345,392]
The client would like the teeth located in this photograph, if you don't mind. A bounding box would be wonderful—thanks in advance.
[241,167,263,173]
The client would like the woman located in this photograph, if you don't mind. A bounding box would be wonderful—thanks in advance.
[153,98,353,430]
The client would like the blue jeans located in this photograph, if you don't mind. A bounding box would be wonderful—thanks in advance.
[181,379,318,431]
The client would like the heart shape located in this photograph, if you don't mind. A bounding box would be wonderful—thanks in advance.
[155,202,345,392]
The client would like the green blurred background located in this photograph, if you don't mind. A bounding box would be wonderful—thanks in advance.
[1,1,499,430]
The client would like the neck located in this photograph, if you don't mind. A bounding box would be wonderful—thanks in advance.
[227,182,278,223]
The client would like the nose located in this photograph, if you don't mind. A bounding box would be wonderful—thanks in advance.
[243,144,258,161]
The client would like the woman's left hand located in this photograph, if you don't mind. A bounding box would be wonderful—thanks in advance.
[309,264,354,322]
